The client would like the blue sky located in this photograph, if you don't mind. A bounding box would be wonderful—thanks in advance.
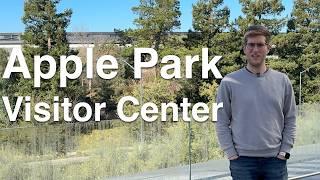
[0,0,294,32]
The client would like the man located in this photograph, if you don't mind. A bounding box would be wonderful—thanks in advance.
[216,25,296,180]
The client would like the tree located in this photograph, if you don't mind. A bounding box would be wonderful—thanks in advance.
[283,0,320,103]
[21,0,84,119]
[271,32,320,103]
[237,0,285,34]
[180,0,229,103]
[0,49,8,73]
[0,49,14,128]
[120,73,180,140]
[288,0,320,33]
[192,0,230,48]
[181,0,238,103]
[91,43,127,119]
[130,0,181,50]
[21,0,84,155]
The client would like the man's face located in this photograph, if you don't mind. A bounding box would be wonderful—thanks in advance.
[243,35,270,67]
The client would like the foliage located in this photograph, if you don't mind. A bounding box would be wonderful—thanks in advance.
[199,80,218,103]
[130,0,181,50]
[288,0,320,33]
[87,44,127,113]
[237,0,285,34]
[192,0,230,48]
[20,0,85,123]
[0,49,11,127]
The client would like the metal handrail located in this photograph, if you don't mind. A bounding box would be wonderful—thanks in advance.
[289,171,320,180]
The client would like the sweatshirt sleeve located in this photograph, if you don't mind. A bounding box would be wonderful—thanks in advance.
[215,78,238,158]
[280,75,297,153]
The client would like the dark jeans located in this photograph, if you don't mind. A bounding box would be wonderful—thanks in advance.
[229,156,288,180]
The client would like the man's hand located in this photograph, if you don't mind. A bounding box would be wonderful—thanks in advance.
[228,155,239,160]
[277,154,287,160]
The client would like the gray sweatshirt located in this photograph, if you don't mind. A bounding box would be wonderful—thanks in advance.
[216,67,296,158]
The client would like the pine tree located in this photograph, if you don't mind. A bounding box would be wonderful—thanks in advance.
[283,0,320,102]
[21,0,84,110]
[288,0,320,33]
[130,0,181,50]
[192,0,230,48]
[180,0,239,103]
[237,0,285,34]
[21,0,85,155]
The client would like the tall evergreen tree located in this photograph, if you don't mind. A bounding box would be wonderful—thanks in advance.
[192,0,230,48]
[21,0,84,110]
[283,0,320,103]
[288,0,320,33]
[237,0,285,34]
[130,0,181,50]
[20,0,85,155]
[181,0,239,103]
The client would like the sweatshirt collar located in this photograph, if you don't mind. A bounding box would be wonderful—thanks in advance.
[244,67,270,78]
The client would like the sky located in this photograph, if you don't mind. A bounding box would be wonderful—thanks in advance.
[0,0,294,33]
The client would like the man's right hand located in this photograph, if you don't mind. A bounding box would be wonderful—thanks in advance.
[228,155,239,160]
